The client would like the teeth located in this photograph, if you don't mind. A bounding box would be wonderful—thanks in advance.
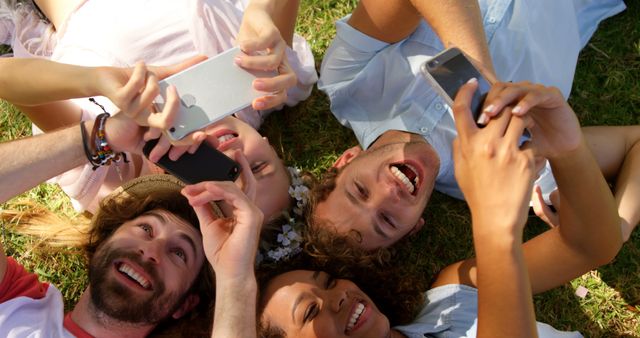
[346,303,365,332]
[406,164,420,187]
[391,166,415,193]
[217,134,235,143]
[118,263,150,289]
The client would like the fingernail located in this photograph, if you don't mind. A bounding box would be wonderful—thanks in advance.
[467,77,478,84]
[253,79,266,90]
[477,113,488,125]
[234,56,242,65]
[484,104,495,114]
[512,105,523,114]
[254,101,266,110]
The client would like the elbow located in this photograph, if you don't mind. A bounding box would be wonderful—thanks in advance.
[589,229,623,268]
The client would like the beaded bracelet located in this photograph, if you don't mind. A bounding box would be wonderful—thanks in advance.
[79,98,129,174]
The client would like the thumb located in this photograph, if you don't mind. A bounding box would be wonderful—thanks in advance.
[150,55,208,80]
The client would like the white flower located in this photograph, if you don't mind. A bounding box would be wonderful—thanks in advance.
[277,233,291,246]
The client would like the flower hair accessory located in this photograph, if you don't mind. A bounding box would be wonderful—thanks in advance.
[287,166,310,216]
[256,166,310,264]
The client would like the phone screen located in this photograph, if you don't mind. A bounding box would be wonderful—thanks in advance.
[142,139,241,184]
[426,52,491,120]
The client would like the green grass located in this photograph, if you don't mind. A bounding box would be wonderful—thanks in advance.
[1,1,639,336]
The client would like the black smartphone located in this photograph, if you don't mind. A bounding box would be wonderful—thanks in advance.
[142,138,241,184]
[421,47,491,124]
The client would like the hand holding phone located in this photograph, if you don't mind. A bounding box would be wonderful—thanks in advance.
[154,47,276,141]
[142,138,240,184]
[422,47,530,143]
[421,47,492,125]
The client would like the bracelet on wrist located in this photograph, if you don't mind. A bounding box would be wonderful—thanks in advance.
[79,98,129,173]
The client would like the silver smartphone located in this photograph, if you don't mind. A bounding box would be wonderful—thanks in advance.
[421,47,491,124]
[155,47,276,141]
[421,47,531,141]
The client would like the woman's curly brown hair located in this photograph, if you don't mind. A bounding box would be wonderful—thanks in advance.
[255,226,429,337]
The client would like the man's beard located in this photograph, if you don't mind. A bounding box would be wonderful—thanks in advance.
[88,243,189,325]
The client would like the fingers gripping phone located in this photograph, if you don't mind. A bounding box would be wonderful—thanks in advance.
[142,139,241,184]
[155,47,276,141]
[421,47,491,123]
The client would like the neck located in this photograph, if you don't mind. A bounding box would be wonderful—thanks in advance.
[370,130,427,150]
[71,287,155,338]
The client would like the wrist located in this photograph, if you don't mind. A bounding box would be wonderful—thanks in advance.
[546,138,587,165]
[216,273,257,295]
[472,228,522,256]
[471,214,524,244]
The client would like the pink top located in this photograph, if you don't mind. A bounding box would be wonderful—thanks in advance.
[6,0,317,213]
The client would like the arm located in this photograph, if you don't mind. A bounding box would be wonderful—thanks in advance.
[0,58,113,106]
[436,80,537,337]
[2,57,205,132]
[348,0,496,77]
[182,181,263,338]
[435,82,621,295]
[0,123,89,204]
[235,0,299,110]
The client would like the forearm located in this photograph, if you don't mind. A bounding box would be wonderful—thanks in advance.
[549,139,621,264]
[473,223,537,338]
[245,0,299,45]
[0,59,103,106]
[0,121,90,203]
[211,276,258,338]
[412,0,495,77]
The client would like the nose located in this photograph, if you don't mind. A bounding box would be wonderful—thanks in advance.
[229,150,257,201]
[368,184,400,211]
[138,238,164,264]
[328,286,348,313]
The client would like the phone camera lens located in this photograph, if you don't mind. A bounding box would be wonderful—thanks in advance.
[169,127,176,133]
[428,60,439,67]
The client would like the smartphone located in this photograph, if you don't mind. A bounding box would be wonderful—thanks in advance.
[142,138,241,184]
[421,47,491,123]
[155,47,276,141]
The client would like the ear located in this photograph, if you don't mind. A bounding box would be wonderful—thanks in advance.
[171,293,200,319]
[409,217,425,236]
[333,146,363,168]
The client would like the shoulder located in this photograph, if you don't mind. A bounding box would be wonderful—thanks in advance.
[0,257,49,303]
[431,259,478,289]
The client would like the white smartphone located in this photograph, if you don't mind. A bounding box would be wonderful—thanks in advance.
[155,47,276,141]
[420,47,491,124]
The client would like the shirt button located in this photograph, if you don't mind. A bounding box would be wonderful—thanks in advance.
[420,127,429,133]
[435,103,443,110]
[488,17,497,24]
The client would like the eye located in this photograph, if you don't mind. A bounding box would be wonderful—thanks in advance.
[173,248,187,262]
[381,213,395,228]
[303,303,319,323]
[355,181,368,199]
[251,161,267,174]
[139,224,152,236]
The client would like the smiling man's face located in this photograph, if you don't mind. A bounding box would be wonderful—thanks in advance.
[88,210,205,324]
[314,132,440,249]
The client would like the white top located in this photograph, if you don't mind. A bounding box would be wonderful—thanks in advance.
[3,0,318,212]
[395,284,582,338]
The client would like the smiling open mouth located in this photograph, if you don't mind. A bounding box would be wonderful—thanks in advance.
[390,163,419,195]
[345,301,365,334]
[117,263,151,290]
[217,133,237,144]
